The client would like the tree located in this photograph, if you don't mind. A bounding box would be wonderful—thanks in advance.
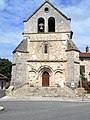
[0,58,12,81]
[80,71,90,93]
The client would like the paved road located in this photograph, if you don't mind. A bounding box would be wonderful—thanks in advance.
[0,101,90,120]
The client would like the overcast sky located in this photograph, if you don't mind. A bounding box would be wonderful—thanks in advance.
[0,0,90,61]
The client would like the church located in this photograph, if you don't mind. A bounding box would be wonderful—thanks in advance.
[11,0,80,92]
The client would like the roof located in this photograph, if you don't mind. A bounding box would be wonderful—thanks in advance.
[66,40,80,52]
[24,0,71,22]
[79,53,90,59]
[0,73,8,80]
[13,39,28,53]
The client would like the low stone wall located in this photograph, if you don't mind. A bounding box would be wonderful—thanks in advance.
[0,90,6,98]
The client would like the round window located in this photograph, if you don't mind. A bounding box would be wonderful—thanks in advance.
[44,7,49,13]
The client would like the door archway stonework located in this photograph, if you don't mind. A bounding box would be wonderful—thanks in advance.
[42,71,49,87]
[38,66,53,87]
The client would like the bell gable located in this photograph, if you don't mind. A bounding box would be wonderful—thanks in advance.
[23,1,71,34]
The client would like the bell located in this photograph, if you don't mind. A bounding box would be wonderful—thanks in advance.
[39,23,44,30]
[40,26,43,30]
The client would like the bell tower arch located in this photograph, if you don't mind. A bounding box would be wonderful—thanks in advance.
[38,17,45,33]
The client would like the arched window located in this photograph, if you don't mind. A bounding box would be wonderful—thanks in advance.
[38,18,45,33]
[48,17,55,32]
[44,44,48,53]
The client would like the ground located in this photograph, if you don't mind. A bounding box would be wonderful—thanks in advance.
[0,100,90,120]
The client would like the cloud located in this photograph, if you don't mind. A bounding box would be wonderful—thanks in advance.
[0,43,13,61]
[0,0,44,60]
[52,0,90,52]
[0,0,7,11]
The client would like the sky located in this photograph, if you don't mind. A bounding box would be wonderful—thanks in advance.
[0,0,90,61]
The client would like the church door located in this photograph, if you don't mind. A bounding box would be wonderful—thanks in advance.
[42,72,49,87]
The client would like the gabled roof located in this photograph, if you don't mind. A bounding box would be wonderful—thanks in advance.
[24,0,71,22]
[0,73,8,80]
[66,40,80,52]
[13,39,28,53]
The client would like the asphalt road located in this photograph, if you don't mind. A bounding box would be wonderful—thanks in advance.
[0,101,90,120]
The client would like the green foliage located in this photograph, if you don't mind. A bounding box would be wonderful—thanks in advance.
[79,71,90,93]
[80,71,87,81]
[0,58,12,81]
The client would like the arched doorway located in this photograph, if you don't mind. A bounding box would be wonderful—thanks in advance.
[42,71,49,87]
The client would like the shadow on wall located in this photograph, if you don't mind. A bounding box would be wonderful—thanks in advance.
[0,89,6,98]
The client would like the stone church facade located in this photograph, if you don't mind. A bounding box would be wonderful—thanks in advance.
[11,1,80,90]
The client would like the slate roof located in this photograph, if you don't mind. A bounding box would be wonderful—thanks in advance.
[67,40,80,52]
[13,39,28,53]
[24,0,71,22]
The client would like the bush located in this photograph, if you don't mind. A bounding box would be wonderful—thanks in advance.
[0,58,12,81]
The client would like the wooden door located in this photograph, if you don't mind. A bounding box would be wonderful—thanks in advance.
[42,72,49,87]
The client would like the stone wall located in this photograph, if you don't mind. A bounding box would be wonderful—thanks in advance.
[11,33,80,88]
[27,61,66,87]
[0,90,6,98]
[66,50,80,86]
[24,2,70,33]
[26,33,67,61]
[11,1,80,90]
[11,52,28,88]
[80,60,90,81]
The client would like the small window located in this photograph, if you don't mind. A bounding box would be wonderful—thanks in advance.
[44,44,48,54]
[44,7,49,13]
[80,65,85,73]
[80,65,86,81]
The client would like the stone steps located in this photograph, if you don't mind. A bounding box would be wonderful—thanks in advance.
[13,85,76,98]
